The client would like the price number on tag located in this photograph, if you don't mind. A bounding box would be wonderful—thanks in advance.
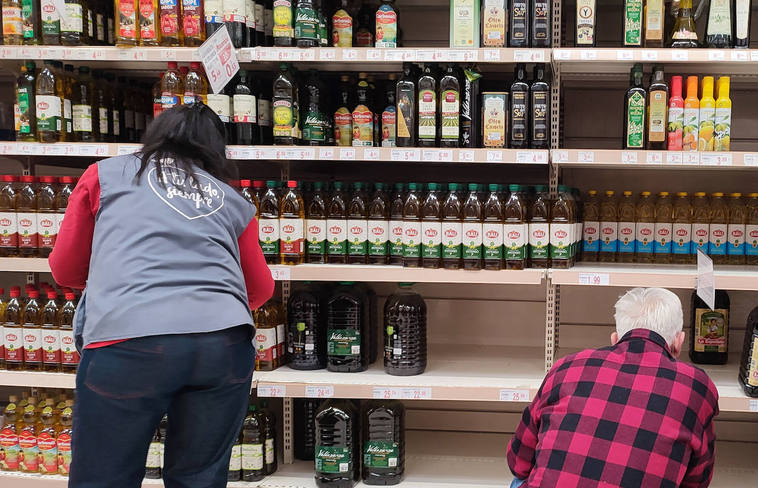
[458,150,474,162]
[483,49,501,61]
[363,148,380,160]
[641,50,659,61]
[270,267,291,281]
[707,50,725,61]
[578,273,610,285]
[499,389,529,402]
[319,148,335,160]
[645,152,663,164]
[578,151,595,162]
[372,387,402,399]
[319,49,336,61]
[671,50,689,61]
[487,150,503,162]
[391,149,419,161]
[342,49,358,60]
[666,152,683,165]
[401,387,431,400]
[621,151,638,164]
[117,145,141,156]
[750,399,758,412]
[744,154,758,166]
[257,385,286,397]
[340,148,356,160]
[616,50,633,60]
[305,385,334,398]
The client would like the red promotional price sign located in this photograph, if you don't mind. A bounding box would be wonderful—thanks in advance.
[198,25,240,94]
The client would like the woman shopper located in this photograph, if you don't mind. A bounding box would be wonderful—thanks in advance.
[49,103,275,488]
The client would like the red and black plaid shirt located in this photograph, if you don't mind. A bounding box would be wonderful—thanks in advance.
[507,329,719,488]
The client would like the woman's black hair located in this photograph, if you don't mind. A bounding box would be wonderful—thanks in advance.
[136,102,238,185]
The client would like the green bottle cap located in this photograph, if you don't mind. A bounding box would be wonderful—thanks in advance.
[353,181,363,190]
[427,183,438,191]
[394,182,404,191]
[313,181,324,190]
[509,184,520,192]
[374,182,384,190]
[408,183,418,190]
[333,181,343,190]
[534,185,548,192]
[448,183,459,191]
[468,183,478,191]
[265,180,277,188]
[489,184,498,192]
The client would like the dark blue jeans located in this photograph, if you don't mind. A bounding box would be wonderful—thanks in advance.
[70,325,255,488]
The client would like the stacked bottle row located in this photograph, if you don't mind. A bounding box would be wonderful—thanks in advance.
[573,0,752,48]
[1,284,80,372]
[269,62,550,149]
[0,391,74,475]
[14,61,154,143]
[2,0,116,46]
[450,0,552,48]
[624,64,733,152]
[0,175,74,258]
[581,190,758,265]
[253,298,288,371]
[291,398,405,487]
[252,180,581,270]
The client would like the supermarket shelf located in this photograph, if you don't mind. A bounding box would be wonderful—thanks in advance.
[0,258,51,273]
[552,149,758,169]
[551,263,758,291]
[0,45,201,62]
[0,370,75,388]
[255,345,543,403]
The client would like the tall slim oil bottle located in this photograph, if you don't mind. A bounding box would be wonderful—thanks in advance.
[727,193,746,265]
[241,404,265,481]
[550,187,573,269]
[691,192,710,257]
[334,75,353,147]
[442,183,463,270]
[654,192,673,264]
[617,191,636,263]
[182,0,205,45]
[15,62,36,142]
[183,62,208,104]
[3,289,23,371]
[59,292,78,373]
[115,0,138,45]
[327,182,348,264]
[402,183,422,268]
[714,76,731,151]
[462,183,483,270]
[255,301,279,371]
[439,65,460,148]
[259,181,280,265]
[280,181,305,265]
[368,183,390,265]
[624,64,646,150]
[16,176,37,257]
[0,176,18,258]
[710,192,728,263]
[691,290,730,365]
[18,399,40,472]
[273,63,295,145]
[667,75,684,150]
[417,65,438,148]
[699,76,716,152]
[347,182,369,265]
[647,66,668,150]
[644,0,664,47]
[529,185,550,267]
[159,0,183,46]
[72,66,94,142]
[598,190,618,263]
[306,182,327,264]
[139,0,161,45]
[395,63,416,147]
[510,63,529,149]
[671,192,693,264]
[421,183,442,269]
[352,78,374,147]
[1,396,21,470]
[683,76,699,151]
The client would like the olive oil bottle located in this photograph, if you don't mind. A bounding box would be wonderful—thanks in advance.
[624,64,646,150]
[706,0,733,48]
[647,66,668,150]
[509,64,529,149]
[396,63,416,147]
[670,0,698,47]
[530,64,549,149]
[417,65,438,148]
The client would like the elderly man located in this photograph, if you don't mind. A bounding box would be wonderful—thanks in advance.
[508,288,719,487]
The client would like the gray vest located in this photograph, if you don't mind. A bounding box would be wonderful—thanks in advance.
[74,155,256,348]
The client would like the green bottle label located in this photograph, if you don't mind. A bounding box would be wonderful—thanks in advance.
[303,113,325,142]
[315,445,351,474]
[624,0,642,45]
[294,6,318,40]
[626,92,645,149]
[17,88,32,134]
[41,0,60,36]
[363,441,399,468]
[327,329,360,356]
[22,0,36,38]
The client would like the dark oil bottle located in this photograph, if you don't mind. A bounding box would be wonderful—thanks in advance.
[228,427,242,481]
[242,405,265,481]
[395,63,416,147]
[73,66,95,142]
[368,183,390,265]
[509,0,529,47]
[531,0,550,47]
[327,182,348,264]
[509,64,529,149]
[234,70,259,145]
[389,183,405,266]
[294,398,321,461]
[439,64,460,148]
[315,399,359,488]
[739,304,758,397]
[460,66,481,148]
[530,64,550,149]
[347,182,369,264]
[483,184,504,270]
[417,65,438,148]
[327,283,370,372]
[647,66,668,150]
[224,0,248,47]
[303,70,328,146]
[145,427,162,478]
[442,183,463,269]
[402,183,422,268]
[307,182,327,264]
[257,77,273,144]
[259,400,278,475]
[354,2,373,46]
[462,183,483,270]
[295,0,319,47]
[690,290,730,365]
[624,64,646,150]
[288,283,326,370]
[273,63,295,145]
[362,401,405,485]
[383,283,426,376]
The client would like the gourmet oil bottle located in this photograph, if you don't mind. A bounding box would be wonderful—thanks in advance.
[362,400,405,485]
[315,399,359,488]
[691,290,730,365]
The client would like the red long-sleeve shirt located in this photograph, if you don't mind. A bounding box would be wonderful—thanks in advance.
[49,164,274,347]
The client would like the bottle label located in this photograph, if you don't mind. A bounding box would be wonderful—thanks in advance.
[422,221,442,259]
[18,428,39,471]
[16,88,32,135]
[736,0,750,38]
[303,113,325,142]
[582,220,600,253]
[351,107,373,146]
[403,220,422,258]
[368,219,388,256]
[273,99,293,137]
[347,219,368,255]
[707,0,732,36]
[533,1,550,42]
[5,327,23,362]
[259,217,279,256]
[2,6,23,35]
[38,431,58,474]
[228,443,241,471]
[233,94,257,123]
[462,221,483,259]
[294,5,317,40]
[442,221,463,259]
[624,0,642,45]
[692,222,709,254]
[672,223,691,255]
[418,90,437,139]
[255,327,277,362]
[510,1,527,42]
[683,107,699,151]
[0,425,21,470]
[714,107,731,152]
[113,110,120,136]
[667,106,684,150]
[510,91,527,143]
[265,4,273,35]
[396,87,414,140]
[21,0,36,38]
[160,94,180,111]
[576,0,597,44]
[146,441,161,468]
[482,94,506,148]
[599,221,618,252]
[207,94,231,123]
[327,329,360,356]
[42,327,60,365]
[306,218,326,256]
[223,0,245,23]
[334,107,353,146]
[327,219,347,255]
[0,212,19,248]
[528,222,549,258]
[483,222,503,260]
[73,104,93,132]
[57,432,72,474]
[64,99,72,133]
[617,221,635,254]
[96,13,105,41]
[182,0,202,37]
[745,336,758,387]
[375,4,397,48]
[482,0,506,46]
[41,0,60,36]
[255,3,264,32]
[390,219,404,257]
[746,225,758,256]
[258,99,271,127]
[98,107,109,134]
[549,222,571,259]
[503,223,526,260]
[649,90,667,142]
[265,438,275,464]
[332,9,352,46]
[441,90,460,139]
[709,223,727,255]
[378,107,397,147]
[363,440,399,468]
[654,222,672,254]
[60,4,83,33]
[316,445,351,473]
[139,0,158,39]
[23,326,43,364]
[728,223,745,255]
[273,0,293,38]
[205,0,222,20]
[699,106,716,151]
[532,91,548,144]
[245,0,255,29]
[17,212,38,249]
[60,329,79,365]
[241,443,263,470]
[626,92,645,148]
[694,308,728,353]
[280,218,303,256]
[37,212,57,249]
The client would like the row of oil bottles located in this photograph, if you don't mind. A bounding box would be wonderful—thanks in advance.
[581,190,758,265]
[0,390,74,475]
[245,180,582,270]
[0,175,74,258]
[0,284,80,372]
[255,282,426,376]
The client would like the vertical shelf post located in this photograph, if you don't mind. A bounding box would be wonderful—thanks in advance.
[545,276,559,371]
[282,397,293,464]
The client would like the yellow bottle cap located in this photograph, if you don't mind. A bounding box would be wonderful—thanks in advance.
[623,191,632,196]
[749,193,758,198]
[659,191,669,196]
[712,192,724,197]
[605,190,615,196]
[641,191,651,196]
[694,192,707,197]
[731,192,742,198]
[588,190,597,196]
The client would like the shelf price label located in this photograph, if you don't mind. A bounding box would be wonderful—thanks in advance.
[270,267,291,281]
[645,152,663,164]
[517,151,547,163]
[665,152,683,165]
[515,50,545,62]
[707,50,725,61]
[422,150,439,162]
[319,147,335,160]
[366,49,382,60]
[553,49,570,60]
[401,387,431,400]
[438,149,453,162]
[578,151,595,162]
[671,50,689,61]
[43,144,67,156]
[198,25,240,94]
[342,49,358,61]
[683,152,699,165]
[579,50,597,60]
[486,150,503,162]
[552,150,569,163]
[499,389,529,402]
[744,154,758,166]
[391,149,420,161]
[578,272,610,285]
[731,50,748,62]
[621,151,638,164]
[339,148,356,160]
[79,144,109,157]
[363,148,380,160]
[750,399,758,412]
[372,387,403,399]
[117,144,141,156]
[305,385,334,398]
[458,150,474,162]
[482,49,501,61]
[641,50,659,61]
[319,49,337,61]
[615,50,634,60]
[257,385,286,397]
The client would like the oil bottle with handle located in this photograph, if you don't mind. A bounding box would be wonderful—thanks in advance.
[315,399,359,488]
[691,290,730,365]
[362,400,405,485]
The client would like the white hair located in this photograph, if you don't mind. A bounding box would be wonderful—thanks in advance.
[613,288,683,345]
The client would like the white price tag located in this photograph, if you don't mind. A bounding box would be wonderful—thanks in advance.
[414,49,437,61]
[731,50,748,62]
[363,148,380,160]
[161,49,177,60]
[342,49,358,60]
[257,385,286,397]
[238,147,254,159]
[18,143,33,155]
[552,150,568,163]
[117,144,141,156]
[580,50,597,60]
[671,50,689,61]
[198,25,240,94]
[553,49,571,60]
[707,50,725,61]
[422,150,438,162]
[297,148,316,160]
[226,147,242,159]
[750,399,758,412]
[79,144,109,157]
[339,148,356,160]
[458,150,474,162]
[21,46,41,59]
[744,154,758,166]
[259,147,276,159]
[646,152,663,164]
[530,50,546,62]
[641,50,659,61]
[499,389,529,402]
[578,151,594,162]
[373,387,403,399]
[483,49,501,61]
[319,147,335,160]
[666,152,683,165]
[383,49,415,61]
[438,149,453,162]
[443,50,466,62]
[305,385,334,398]
[616,50,634,60]
[700,153,719,166]
[697,250,715,310]
[0,47,12,59]
[298,50,315,61]
[486,150,503,162]
[401,387,431,400]
[578,273,610,285]
[270,267,291,281]
[517,151,545,163]
[716,153,733,166]
[366,49,382,60]
[514,50,532,62]
[0,143,12,154]
[63,144,79,156]
[621,151,638,164]
[683,152,699,165]
[42,47,63,58]
[319,49,336,60]
[391,149,419,161]
[43,144,66,156]
[30,145,44,155]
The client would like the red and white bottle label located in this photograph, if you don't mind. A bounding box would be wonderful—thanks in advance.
[60,329,80,365]
[37,212,57,249]
[279,218,303,255]
[4,327,23,362]
[42,329,61,365]
[17,212,37,249]
[0,212,18,248]
[255,328,277,362]
[22,327,43,363]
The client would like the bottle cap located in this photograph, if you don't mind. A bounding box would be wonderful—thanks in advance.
[407,183,418,190]
[448,183,459,191]
[167,61,178,69]
[659,191,669,196]
[190,61,201,70]
[605,190,615,196]
[59,176,75,184]
[623,191,632,196]
[748,193,758,198]
[694,192,706,197]
[489,183,498,192]
[427,183,438,191]
[65,292,76,300]
[334,181,344,190]
[47,291,57,300]
[40,176,57,184]
[677,192,688,197]
[712,192,724,197]
[587,189,597,196]
[29,290,39,299]
[468,183,478,191]
[265,180,278,188]
[374,182,384,190]
[240,180,251,188]
[1,175,16,182]
[509,184,520,192]
[10,289,19,298]
[20,175,35,183]
[731,192,742,198]
[352,181,362,190]
[287,181,298,188]
[312,181,324,190]
[252,180,265,188]
[534,185,548,192]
